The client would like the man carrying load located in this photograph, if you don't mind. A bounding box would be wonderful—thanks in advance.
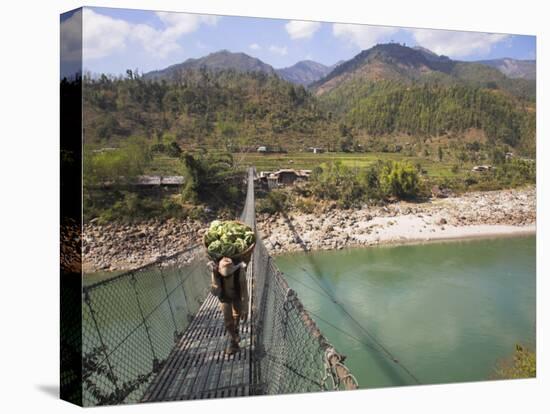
[205,220,256,355]
[208,258,249,354]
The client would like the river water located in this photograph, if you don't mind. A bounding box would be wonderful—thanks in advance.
[275,235,536,388]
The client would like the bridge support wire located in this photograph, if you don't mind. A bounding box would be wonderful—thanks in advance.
[79,167,357,406]
[250,207,358,393]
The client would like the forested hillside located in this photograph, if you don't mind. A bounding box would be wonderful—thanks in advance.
[83,43,535,157]
[83,69,336,151]
[143,50,276,81]
[319,80,535,156]
[312,44,535,101]
[476,58,536,80]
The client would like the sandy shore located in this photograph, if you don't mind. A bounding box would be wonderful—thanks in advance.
[257,186,536,255]
[82,186,535,272]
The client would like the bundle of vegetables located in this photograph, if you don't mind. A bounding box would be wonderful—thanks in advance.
[204,220,256,259]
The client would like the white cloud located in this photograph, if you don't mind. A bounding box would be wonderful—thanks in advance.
[409,28,508,57]
[60,9,83,63]
[285,20,321,40]
[81,8,219,60]
[249,43,261,51]
[333,23,398,49]
[82,8,131,59]
[269,45,288,56]
[155,12,218,40]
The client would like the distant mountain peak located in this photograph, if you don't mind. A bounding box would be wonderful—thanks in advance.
[474,57,536,80]
[413,45,436,54]
[311,42,534,99]
[412,46,451,62]
[144,49,275,80]
[311,43,445,92]
[276,60,333,86]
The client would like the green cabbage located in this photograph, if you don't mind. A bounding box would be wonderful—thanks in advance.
[205,220,256,258]
[207,240,223,254]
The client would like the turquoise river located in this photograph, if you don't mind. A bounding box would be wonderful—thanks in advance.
[275,235,536,387]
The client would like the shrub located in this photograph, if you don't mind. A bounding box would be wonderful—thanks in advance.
[150,143,166,153]
[493,344,536,379]
[495,158,536,186]
[180,151,243,208]
[360,164,382,199]
[161,196,188,219]
[166,141,182,158]
[379,160,421,199]
[256,190,288,214]
[307,159,422,206]
[309,161,365,208]
[464,158,535,191]
[98,192,157,224]
[295,197,317,214]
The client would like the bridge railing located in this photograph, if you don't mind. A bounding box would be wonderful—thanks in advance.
[79,167,356,406]
[250,238,357,394]
[81,247,210,406]
[246,170,358,394]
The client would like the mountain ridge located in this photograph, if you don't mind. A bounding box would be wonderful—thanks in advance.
[143,46,535,91]
[311,43,534,100]
[276,60,338,86]
[143,50,276,80]
[474,58,535,80]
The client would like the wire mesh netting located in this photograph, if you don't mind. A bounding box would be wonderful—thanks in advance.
[250,237,357,394]
[81,249,210,406]
[61,272,83,405]
[247,168,357,394]
[78,168,355,406]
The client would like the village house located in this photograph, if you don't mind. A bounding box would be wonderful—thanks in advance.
[256,169,312,190]
[471,165,493,172]
[309,147,325,154]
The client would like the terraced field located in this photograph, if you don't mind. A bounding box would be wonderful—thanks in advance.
[146,151,471,180]
[235,151,467,178]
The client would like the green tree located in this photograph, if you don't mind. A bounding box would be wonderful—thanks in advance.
[491,147,507,165]
[180,151,243,208]
[166,141,182,157]
[180,153,202,203]
[309,161,364,207]
[339,135,354,152]
[379,161,421,199]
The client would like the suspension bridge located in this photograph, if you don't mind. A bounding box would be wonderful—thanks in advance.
[77,168,360,406]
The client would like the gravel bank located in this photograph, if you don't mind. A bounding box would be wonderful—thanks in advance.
[257,186,536,254]
[83,186,535,272]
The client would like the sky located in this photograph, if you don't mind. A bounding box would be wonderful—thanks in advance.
[60,6,536,77]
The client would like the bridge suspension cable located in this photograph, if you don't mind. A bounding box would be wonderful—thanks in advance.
[282,257,422,385]
[76,167,358,406]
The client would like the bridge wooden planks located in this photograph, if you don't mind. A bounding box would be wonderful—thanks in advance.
[141,262,253,402]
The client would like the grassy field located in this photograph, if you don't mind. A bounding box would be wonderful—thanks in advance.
[234,151,468,179]
[145,155,182,176]
[145,151,474,183]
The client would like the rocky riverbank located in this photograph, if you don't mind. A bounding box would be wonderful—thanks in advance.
[83,218,207,273]
[257,186,536,254]
[82,186,535,272]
